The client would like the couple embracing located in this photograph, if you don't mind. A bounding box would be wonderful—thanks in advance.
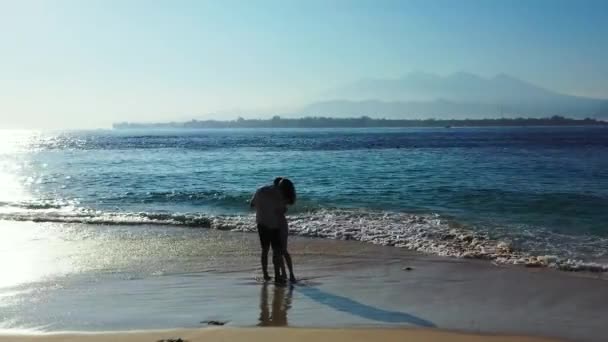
[250,177,297,284]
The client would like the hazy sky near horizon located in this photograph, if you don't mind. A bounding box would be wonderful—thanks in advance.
[1,0,607,129]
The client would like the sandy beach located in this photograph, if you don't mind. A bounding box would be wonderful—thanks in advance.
[0,328,565,342]
[1,222,606,342]
[3,0,608,340]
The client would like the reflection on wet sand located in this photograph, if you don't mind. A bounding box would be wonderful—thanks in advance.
[258,283,293,326]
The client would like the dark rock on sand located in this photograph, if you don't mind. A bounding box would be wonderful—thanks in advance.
[201,320,227,326]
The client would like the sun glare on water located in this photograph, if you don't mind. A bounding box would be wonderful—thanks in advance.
[0,130,40,203]
[0,130,63,289]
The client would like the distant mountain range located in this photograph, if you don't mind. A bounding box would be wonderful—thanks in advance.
[295,72,608,119]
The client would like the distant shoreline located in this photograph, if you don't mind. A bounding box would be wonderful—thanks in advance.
[113,116,607,129]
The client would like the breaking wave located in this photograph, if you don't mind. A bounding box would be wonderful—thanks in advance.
[0,204,606,273]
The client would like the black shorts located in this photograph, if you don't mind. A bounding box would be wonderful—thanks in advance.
[257,224,283,253]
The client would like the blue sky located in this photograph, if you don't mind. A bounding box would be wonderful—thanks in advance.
[1,0,607,128]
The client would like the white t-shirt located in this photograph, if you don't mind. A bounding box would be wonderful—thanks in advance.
[250,185,287,230]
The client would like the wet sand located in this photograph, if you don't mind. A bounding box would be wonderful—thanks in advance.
[0,327,565,342]
[0,222,606,341]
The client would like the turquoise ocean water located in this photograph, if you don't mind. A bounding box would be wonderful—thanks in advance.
[1,127,607,265]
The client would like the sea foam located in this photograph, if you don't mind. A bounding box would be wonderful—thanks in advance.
[1,207,606,273]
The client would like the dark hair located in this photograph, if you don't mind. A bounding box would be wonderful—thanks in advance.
[273,177,284,186]
[278,178,296,205]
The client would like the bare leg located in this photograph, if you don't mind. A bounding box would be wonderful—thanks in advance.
[261,246,271,280]
[279,259,287,279]
[258,225,272,281]
[272,252,286,284]
[270,228,287,284]
[279,225,295,282]
[283,251,296,282]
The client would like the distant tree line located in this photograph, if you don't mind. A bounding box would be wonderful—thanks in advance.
[113,115,607,129]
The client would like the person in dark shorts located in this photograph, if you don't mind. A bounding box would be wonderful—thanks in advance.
[250,182,288,282]
[250,177,297,283]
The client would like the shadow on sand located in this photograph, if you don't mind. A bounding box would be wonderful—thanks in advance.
[296,285,435,327]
